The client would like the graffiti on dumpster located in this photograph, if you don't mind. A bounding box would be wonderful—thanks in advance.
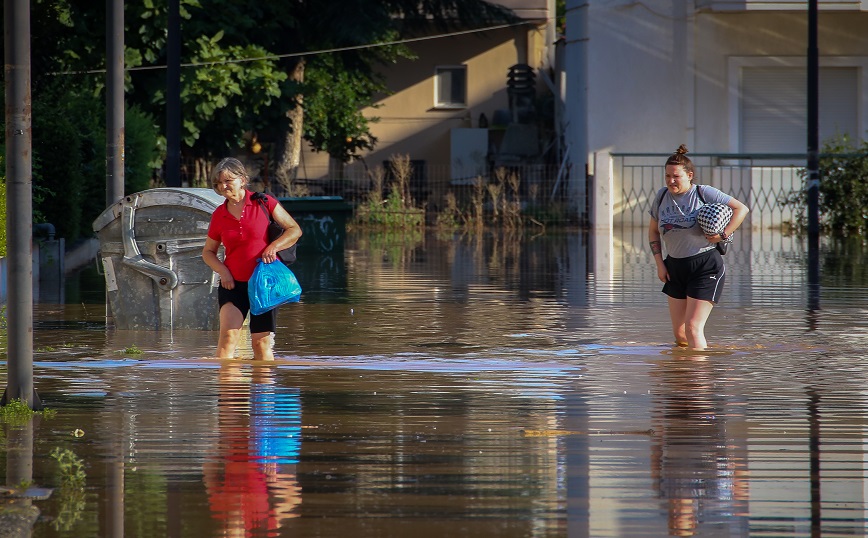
[298,215,340,253]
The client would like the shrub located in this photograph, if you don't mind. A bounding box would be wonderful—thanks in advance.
[33,93,87,239]
[29,84,162,242]
[783,135,868,236]
[125,104,162,194]
[354,155,424,228]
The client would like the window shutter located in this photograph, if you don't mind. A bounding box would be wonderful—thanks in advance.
[741,66,857,153]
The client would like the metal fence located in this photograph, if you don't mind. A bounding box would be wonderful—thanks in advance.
[165,157,574,223]
[614,153,808,231]
[163,153,810,232]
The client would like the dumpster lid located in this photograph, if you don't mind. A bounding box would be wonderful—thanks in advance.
[277,196,352,212]
[93,188,226,233]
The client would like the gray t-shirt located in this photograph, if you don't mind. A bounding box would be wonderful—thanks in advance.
[649,184,732,259]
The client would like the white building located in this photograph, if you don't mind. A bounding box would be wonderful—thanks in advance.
[563,0,868,273]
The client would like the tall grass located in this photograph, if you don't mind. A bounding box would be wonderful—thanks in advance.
[354,154,424,228]
[436,166,539,234]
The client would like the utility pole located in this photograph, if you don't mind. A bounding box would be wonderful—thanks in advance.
[806,0,820,311]
[106,0,125,206]
[3,0,41,409]
[166,0,181,187]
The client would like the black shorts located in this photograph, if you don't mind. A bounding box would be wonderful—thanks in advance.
[662,250,726,303]
[217,280,277,334]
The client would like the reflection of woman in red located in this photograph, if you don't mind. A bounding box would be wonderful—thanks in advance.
[204,364,302,536]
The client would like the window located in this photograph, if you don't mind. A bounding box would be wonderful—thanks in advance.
[435,66,467,108]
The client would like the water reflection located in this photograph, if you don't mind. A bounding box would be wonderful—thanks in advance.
[650,355,749,536]
[8,230,868,536]
[204,365,301,536]
[3,419,42,534]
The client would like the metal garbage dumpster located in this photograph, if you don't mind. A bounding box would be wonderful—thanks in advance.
[92,188,225,330]
[278,196,352,255]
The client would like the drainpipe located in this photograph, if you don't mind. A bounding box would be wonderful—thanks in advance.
[33,222,55,240]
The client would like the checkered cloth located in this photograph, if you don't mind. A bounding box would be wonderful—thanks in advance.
[696,203,733,235]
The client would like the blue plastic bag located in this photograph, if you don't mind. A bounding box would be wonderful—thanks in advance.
[248,260,302,316]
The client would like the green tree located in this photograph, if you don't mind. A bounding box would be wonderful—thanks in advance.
[4,0,515,236]
[2,1,164,241]
[122,0,514,184]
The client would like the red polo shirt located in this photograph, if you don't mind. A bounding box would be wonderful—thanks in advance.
[207,191,278,281]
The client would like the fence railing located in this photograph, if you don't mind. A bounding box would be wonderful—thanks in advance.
[613,153,810,231]
[164,157,577,224]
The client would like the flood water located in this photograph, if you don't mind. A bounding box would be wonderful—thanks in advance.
[4,229,868,537]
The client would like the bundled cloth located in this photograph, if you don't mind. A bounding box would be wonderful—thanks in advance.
[248,260,302,315]
[696,203,733,235]
[696,202,734,255]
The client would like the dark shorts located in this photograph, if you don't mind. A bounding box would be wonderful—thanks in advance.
[662,250,726,303]
[217,280,277,334]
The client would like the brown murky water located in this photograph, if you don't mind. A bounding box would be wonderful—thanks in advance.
[4,230,868,537]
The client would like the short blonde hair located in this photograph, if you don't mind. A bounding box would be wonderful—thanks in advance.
[210,157,249,195]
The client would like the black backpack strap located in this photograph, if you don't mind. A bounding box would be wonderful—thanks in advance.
[251,192,275,223]
[654,187,668,219]
[695,184,706,204]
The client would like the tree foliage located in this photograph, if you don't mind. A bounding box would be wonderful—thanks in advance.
[1,0,515,239]
[124,0,514,163]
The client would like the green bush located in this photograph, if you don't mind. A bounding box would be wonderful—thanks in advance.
[354,189,425,228]
[125,105,162,194]
[33,93,88,239]
[29,83,162,242]
[783,135,868,235]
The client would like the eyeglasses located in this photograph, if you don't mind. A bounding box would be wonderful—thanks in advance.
[216,176,241,187]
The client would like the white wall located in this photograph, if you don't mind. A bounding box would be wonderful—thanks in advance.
[577,2,868,228]
[584,5,868,158]
[694,11,868,152]
[587,0,696,156]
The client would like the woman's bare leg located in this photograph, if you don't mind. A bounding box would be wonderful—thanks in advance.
[683,297,715,350]
[216,303,245,358]
[251,331,275,361]
[667,296,688,346]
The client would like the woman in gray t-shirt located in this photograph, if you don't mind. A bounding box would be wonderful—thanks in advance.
[648,145,749,349]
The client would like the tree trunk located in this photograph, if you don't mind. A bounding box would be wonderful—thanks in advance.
[273,59,305,195]
[194,157,212,188]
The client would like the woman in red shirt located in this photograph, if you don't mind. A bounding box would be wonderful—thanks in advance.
[202,158,302,360]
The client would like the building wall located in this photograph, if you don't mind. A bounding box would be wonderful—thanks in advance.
[694,11,868,152]
[577,0,868,276]
[585,2,868,156]
[586,0,694,157]
[299,24,550,178]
